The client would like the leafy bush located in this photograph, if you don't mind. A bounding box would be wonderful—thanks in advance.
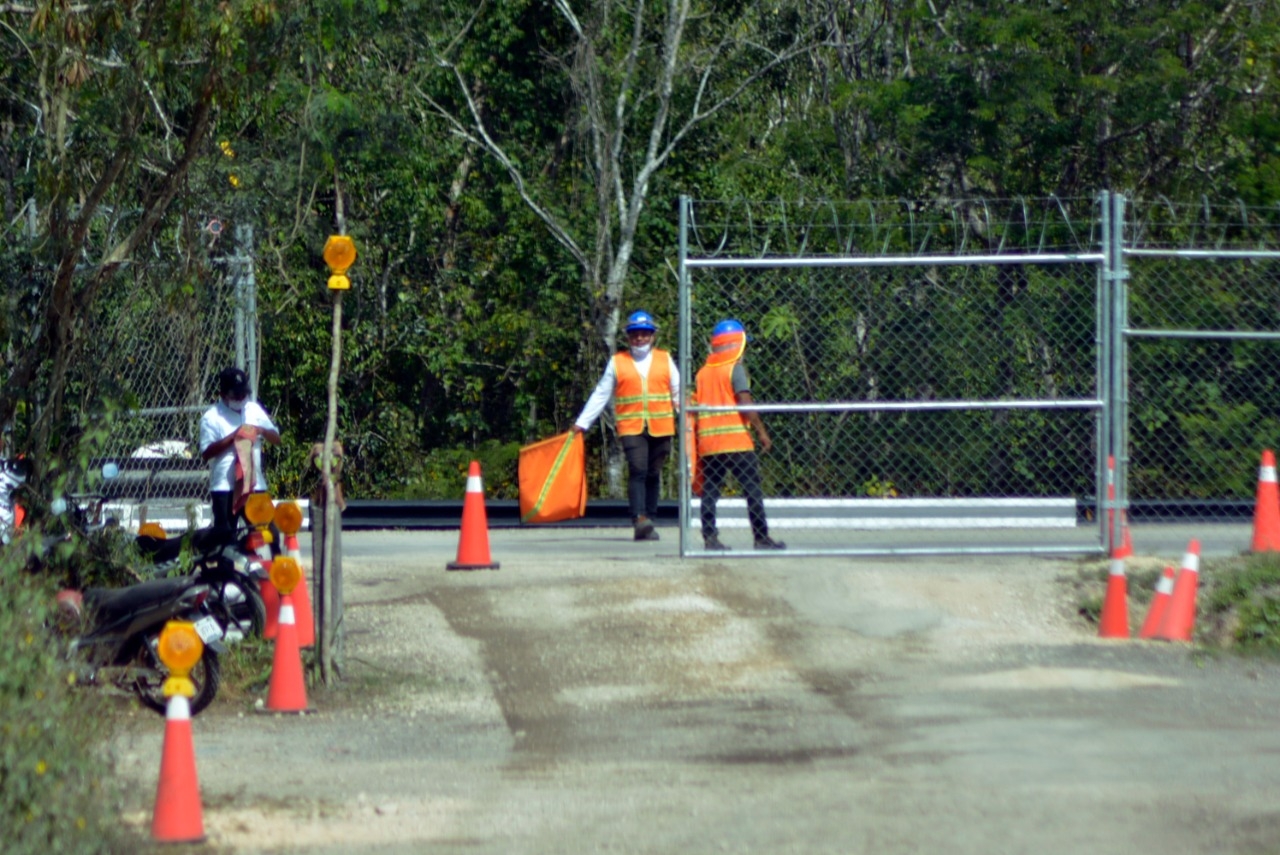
[0,546,130,854]
[382,440,521,500]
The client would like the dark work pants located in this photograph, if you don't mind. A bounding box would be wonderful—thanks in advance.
[620,433,672,522]
[699,451,769,542]
[210,489,279,549]
[210,490,237,535]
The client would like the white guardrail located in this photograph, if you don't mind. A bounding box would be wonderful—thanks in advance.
[103,499,314,534]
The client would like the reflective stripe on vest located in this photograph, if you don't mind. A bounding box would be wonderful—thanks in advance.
[694,362,754,455]
[613,351,675,437]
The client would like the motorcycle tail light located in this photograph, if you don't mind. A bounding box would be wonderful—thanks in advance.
[191,589,209,608]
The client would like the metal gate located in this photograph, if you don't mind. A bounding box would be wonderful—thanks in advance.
[1120,198,1280,525]
[676,196,1112,557]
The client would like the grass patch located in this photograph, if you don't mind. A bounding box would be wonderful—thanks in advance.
[1069,552,1280,653]
[217,635,275,707]
[1199,553,1280,653]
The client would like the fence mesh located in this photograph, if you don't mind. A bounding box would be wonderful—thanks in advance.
[679,198,1105,555]
[76,256,248,505]
[1124,201,1280,518]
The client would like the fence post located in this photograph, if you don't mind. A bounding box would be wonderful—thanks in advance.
[1098,191,1112,550]
[1112,194,1131,554]
[678,195,692,556]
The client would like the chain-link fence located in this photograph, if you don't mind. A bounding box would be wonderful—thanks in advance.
[1122,199,1280,522]
[78,224,258,515]
[677,196,1118,557]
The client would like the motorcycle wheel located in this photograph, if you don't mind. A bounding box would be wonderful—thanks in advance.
[208,579,266,641]
[133,641,222,717]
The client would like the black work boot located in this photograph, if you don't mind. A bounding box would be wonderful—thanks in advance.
[634,516,659,541]
[753,535,787,550]
[704,534,730,550]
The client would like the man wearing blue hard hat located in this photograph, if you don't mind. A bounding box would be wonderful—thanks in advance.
[693,319,785,550]
[575,310,680,541]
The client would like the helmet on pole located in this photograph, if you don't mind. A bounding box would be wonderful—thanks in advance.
[625,311,659,333]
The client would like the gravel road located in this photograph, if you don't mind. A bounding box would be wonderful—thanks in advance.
[114,529,1280,854]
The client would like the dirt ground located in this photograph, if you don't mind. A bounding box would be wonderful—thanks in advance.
[113,530,1280,854]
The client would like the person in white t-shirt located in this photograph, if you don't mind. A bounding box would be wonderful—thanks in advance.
[199,366,281,534]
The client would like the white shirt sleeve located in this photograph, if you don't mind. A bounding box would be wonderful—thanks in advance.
[198,407,222,455]
[243,402,276,492]
[576,358,618,431]
[245,401,278,433]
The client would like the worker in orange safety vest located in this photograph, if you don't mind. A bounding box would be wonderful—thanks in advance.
[575,310,679,541]
[694,319,786,551]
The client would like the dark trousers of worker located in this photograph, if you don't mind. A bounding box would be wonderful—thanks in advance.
[210,489,279,547]
[699,451,769,542]
[620,432,672,522]
[210,490,239,535]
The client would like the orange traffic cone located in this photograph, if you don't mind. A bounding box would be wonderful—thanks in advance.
[1138,565,1177,640]
[447,461,500,571]
[283,533,315,648]
[151,694,204,843]
[1251,450,1280,552]
[1098,557,1129,638]
[1106,455,1133,559]
[247,528,281,640]
[266,594,309,712]
[1155,540,1201,642]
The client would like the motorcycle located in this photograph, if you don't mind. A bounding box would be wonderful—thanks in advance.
[40,461,272,643]
[56,575,226,716]
[135,525,270,642]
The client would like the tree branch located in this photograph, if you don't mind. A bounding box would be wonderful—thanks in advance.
[413,75,590,271]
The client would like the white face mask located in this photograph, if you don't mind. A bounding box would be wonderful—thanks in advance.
[630,342,653,360]
[225,398,246,412]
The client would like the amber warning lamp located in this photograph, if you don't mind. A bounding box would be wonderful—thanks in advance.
[270,555,302,597]
[323,235,357,291]
[157,621,204,699]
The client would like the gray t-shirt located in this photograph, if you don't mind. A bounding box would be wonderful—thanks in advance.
[731,363,750,395]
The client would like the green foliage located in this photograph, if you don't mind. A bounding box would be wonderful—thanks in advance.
[1203,554,1280,652]
[4,0,1280,504]
[219,635,275,705]
[383,440,522,500]
[0,549,128,854]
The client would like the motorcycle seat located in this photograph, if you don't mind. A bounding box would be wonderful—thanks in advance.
[137,525,237,564]
[83,576,202,625]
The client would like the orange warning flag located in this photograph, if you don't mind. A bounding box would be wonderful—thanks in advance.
[519,432,587,524]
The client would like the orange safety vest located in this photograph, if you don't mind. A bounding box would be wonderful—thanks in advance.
[612,350,676,437]
[694,360,755,456]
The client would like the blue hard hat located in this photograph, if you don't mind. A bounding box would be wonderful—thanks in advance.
[625,310,659,333]
[711,319,745,338]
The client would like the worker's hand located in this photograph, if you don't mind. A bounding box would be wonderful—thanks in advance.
[758,434,773,454]
[236,424,260,440]
[573,426,586,435]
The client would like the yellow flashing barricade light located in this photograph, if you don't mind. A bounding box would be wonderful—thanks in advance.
[244,492,276,545]
[270,555,302,597]
[138,522,167,540]
[273,501,303,536]
[244,493,276,528]
[157,621,204,699]
[323,235,357,291]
